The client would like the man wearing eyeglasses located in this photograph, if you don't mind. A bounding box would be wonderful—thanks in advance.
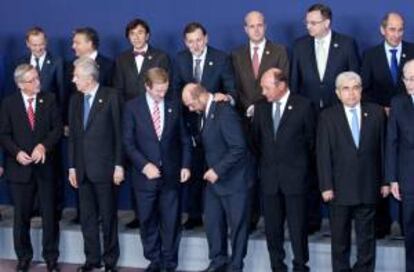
[290,3,360,235]
[386,59,414,272]
[0,64,62,272]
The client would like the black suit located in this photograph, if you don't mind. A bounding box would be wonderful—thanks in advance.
[317,103,386,272]
[361,41,414,107]
[252,93,314,272]
[113,46,171,102]
[0,91,62,263]
[68,86,122,268]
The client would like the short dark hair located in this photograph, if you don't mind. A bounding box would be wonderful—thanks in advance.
[183,22,207,38]
[307,3,332,21]
[125,18,150,38]
[73,27,100,49]
[26,26,47,41]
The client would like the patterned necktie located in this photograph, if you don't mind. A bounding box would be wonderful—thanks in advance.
[252,46,260,78]
[389,49,399,84]
[152,101,161,139]
[83,94,92,128]
[27,98,35,130]
[194,59,202,83]
[273,101,281,138]
[350,108,360,147]
[316,39,327,81]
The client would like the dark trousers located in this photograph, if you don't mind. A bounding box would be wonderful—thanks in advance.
[204,187,249,272]
[375,196,391,236]
[403,196,414,272]
[10,173,59,263]
[78,177,119,267]
[329,204,376,272]
[135,183,180,270]
[263,193,309,272]
[185,145,204,219]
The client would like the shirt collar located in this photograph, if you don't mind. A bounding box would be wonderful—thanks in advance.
[249,38,266,52]
[192,46,207,61]
[21,91,37,101]
[205,93,214,116]
[88,50,98,60]
[343,102,361,113]
[384,41,402,53]
[315,30,332,47]
[31,52,46,62]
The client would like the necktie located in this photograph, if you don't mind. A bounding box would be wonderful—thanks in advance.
[252,46,260,78]
[350,108,360,147]
[389,49,399,84]
[194,59,202,83]
[273,101,281,138]
[34,57,41,72]
[316,39,327,81]
[27,98,35,130]
[152,101,161,139]
[83,94,92,128]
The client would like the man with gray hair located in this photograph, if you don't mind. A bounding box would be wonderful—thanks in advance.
[68,57,123,272]
[0,64,62,272]
[317,71,389,272]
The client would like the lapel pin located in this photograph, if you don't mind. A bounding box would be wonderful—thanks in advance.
[39,99,44,103]
[211,114,215,119]
[168,108,172,113]
[209,61,214,66]
[364,112,368,117]
[333,43,339,48]
[403,53,406,58]
[147,55,153,60]
[46,60,51,64]
[265,50,270,55]
[98,99,103,103]
[288,105,293,110]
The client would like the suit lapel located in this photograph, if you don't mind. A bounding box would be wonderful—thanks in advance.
[337,106,357,149]
[323,32,340,82]
[40,53,52,78]
[161,98,173,140]
[202,101,216,135]
[258,41,273,77]
[277,95,294,133]
[127,50,141,81]
[377,45,395,85]
[307,37,320,82]
[17,93,34,134]
[85,87,105,129]
[140,46,154,75]
[201,47,214,84]
[240,45,256,82]
[358,104,370,149]
[140,95,160,140]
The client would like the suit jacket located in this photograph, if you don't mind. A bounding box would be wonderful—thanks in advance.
[252,94,315,195]
[16,52,65,105]
[113,46,171,102]
[385,94,414,195]
[317,103,386,205]
[123,94,192,191]
[201,101,248,195]
[68,86,123,183]
[231,40,290,112]
[0,91,62,183]
[290,31,360,108]
[173,46,236,99]
[361,41,414,107]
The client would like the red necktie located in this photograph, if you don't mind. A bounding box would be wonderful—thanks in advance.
[27,98,35,130]
[252,46,260,78]
[152,101,161,139]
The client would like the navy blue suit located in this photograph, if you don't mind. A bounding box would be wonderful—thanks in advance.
[201,101,249,272]
[123,94,191,270]
[386,94,414,271]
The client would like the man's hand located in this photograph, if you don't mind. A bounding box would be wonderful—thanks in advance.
[16,151,33,166]
[68,168,78,188]
[142,163,161,180]
[322,190,334,202]
[31,144,46,164]
[213,92,231,102]
[246,105,255,118]
[380,185,390,198]
[113,166,124,185]
[391,182,401,201]
[180,168,191,183]
[203,168,219,184]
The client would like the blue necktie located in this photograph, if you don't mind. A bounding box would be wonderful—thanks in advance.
[350,108,360,147]
[389,49,399,84]
[83,94,92,128]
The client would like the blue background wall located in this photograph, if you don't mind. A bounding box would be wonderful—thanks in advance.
[0,0,413,207]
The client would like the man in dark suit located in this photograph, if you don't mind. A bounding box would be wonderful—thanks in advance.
[386,59,414,272]
[290,3,360,234]
[174,22,237,230]
[317,71,389,272]
[113,18,171,102]
[0,64,62,272]
[252,68,315,272]
[231,10,290,232]
[68,57,122,272]
[361,12,414,239]
[123,68,191,272]
[182,83,249,272]
[113,18,171,229]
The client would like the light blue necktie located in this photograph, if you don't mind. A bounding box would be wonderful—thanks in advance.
[389,49,399,85]
[273,101,281,138]
[350,108,359,147]
[83,94,92,128]
[194,59,202,83]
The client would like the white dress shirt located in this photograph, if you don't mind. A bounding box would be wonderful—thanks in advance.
[250,38,266,63]
[30,52,46,71]
[134,44,148,73]
[272,90,290,118]
[146,92,165,137]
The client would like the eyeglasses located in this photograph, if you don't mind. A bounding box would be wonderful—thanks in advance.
[22,77,39,84]
[304,19,325,27]
[403,77,414,83]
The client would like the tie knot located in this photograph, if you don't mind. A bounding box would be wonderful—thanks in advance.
[85,94,92,101]
[275,101,281,107]
[133,50,146,57]
[317,39,324,46]
[28,98,34,104]
[195,59,201,65]
[253,46,259,52]
[350,108,357,114]
[389,48,398,55]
